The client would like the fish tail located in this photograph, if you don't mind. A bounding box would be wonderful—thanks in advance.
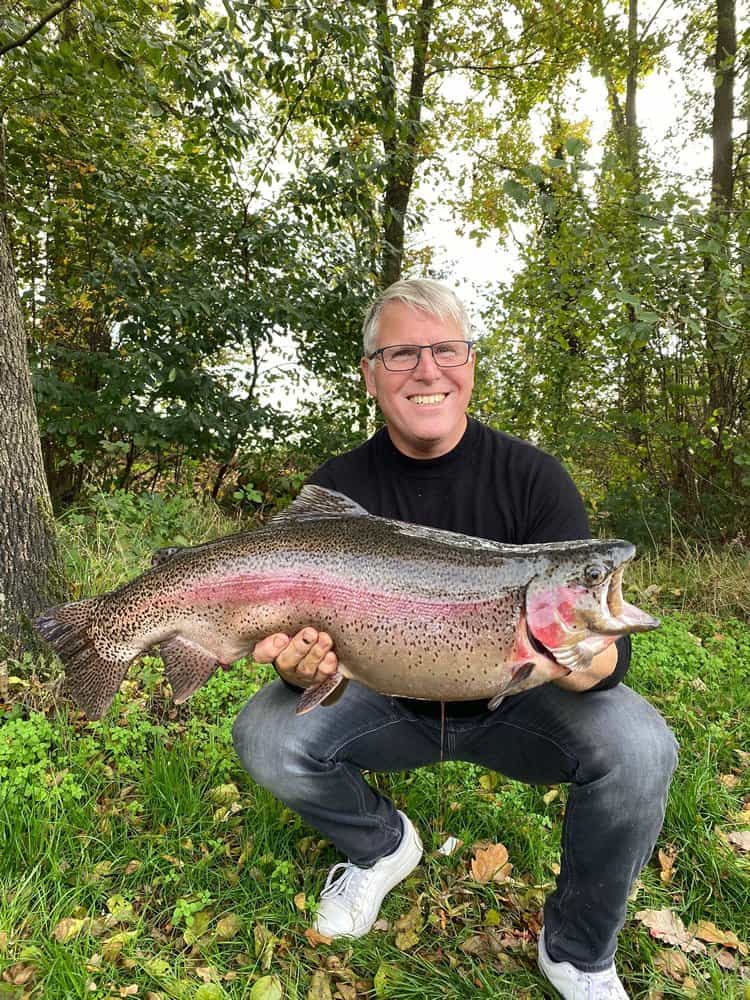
[35,599,132,719]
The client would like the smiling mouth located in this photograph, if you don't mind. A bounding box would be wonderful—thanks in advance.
[409,393,447,405]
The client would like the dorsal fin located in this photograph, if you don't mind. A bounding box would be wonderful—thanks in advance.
[269,485,369,524]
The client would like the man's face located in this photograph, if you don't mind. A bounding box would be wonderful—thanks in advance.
[360,300,475,459]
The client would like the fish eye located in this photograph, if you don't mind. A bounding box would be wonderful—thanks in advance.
[584,563,607,585]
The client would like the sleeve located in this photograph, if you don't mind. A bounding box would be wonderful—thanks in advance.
[523,454,590,544]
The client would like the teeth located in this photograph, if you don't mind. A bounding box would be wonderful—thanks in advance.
[411,394,446,405]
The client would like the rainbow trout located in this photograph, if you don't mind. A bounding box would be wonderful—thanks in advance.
[35,486,658,719]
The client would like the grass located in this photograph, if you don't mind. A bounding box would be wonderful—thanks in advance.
[1,493,749,999]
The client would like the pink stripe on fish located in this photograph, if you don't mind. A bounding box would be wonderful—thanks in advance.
[184,572,499,620]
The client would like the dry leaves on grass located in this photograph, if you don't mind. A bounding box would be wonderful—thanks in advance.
[470,843,513,884]
[304,928,333,947]
[728,830,750,852]
[634,909,706,954]
[653,948,690,982]
[393,905,422,950]
[307,970,334,999]
[658,847,676,884]
[254,923,278,971]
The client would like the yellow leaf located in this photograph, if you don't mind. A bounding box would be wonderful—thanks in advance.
[394,905,422,950]
[306,970,333,999]
[293,893,307,912]
[249,975,283,1000]
[107,895,135,923]
[543,788,559,805]
[253,923,277,970]
[215,914,243,940]
[690,919,742,949]
[53,917,91,943]
[209,784,241,806]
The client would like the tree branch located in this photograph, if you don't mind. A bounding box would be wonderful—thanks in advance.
[0,0,77,58]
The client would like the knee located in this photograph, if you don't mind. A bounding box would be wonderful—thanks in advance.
[232,689,289,790]
[586,703,678,795]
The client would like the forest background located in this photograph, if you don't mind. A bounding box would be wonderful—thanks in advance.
[1,2,749,999]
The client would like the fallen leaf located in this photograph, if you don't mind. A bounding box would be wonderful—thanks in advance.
[119,986,139,997]
[543,788,559,805]
[373,963,400,998]
[196,966,221,984]
[728,830,750,852]
[658,847,676,885]
[304,928,333,947]
[653,949,689,982]
[335,987,356,1000]
[460,934,490,956]
[184,908,213,946]
[2,962,37,986]
[720,773,740,790]
[254,924,277,970]
[635,909,705,954]
[681,977,698,997]
[293,893,307,912]
[691,919,743,949]
[470,843,513,883]
[307,971,334,999]
[249,975,283,1000]
[209,784,241,806]
[52,916,91,943]
[215,914,243,940]
[484,908,501,927]
[107,895,135,923]
[194,985,224,1000]
[102,930,138,963]
[140,957,170,980]
[372,919,390,932]
[716,949,737,971]
[124,860,142,876]
[394,905,422,950]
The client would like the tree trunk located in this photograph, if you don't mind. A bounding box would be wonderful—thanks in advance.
[376,0,435,287]
[0,209,61,648]
[705,0,736,442]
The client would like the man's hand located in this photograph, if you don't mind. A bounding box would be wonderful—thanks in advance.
[252,627,338,690]
[552,643,618,692]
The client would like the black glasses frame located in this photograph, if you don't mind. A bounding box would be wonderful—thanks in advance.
[367,340,475,372]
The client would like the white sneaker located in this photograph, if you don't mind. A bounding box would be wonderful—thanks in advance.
[313,811,423,938]
[538,927,629,999]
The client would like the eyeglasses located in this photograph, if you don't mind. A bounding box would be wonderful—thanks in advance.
[367,340,475,372]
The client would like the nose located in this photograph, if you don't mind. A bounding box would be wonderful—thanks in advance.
[413,345,441,379]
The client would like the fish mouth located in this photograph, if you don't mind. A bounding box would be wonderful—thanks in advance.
[585,565,660,635]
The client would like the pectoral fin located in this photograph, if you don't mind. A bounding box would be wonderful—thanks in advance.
[160,636,223,703]
[295,673,349,715]
[487,661,536,711]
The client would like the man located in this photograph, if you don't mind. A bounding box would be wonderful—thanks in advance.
[233,279,677,1000]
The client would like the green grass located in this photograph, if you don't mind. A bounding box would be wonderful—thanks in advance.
[1,496,749,998]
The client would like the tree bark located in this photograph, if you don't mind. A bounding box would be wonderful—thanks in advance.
[376,0,435,287]
[0,196,61,648]
[711,0,736,214]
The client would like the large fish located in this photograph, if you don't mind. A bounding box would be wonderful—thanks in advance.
[35,486,658,719]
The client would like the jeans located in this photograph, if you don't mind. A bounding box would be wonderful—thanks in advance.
[232,679,678,972]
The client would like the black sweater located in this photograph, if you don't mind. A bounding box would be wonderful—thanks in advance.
[305,417,630,714]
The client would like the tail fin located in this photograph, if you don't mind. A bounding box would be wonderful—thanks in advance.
[35,599,132,719]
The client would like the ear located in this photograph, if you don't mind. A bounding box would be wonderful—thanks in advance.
[361,356,377,398]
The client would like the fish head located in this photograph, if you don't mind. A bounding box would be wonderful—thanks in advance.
[525,540,659,671]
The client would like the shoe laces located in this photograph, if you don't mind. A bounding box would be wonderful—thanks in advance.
[319,862,373,911]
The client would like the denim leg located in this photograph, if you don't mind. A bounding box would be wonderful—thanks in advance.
[453,683,678,971]
[232,679,442,866]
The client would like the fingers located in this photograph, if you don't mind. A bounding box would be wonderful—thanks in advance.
[267,627,337,688]
[253,633,291,664]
